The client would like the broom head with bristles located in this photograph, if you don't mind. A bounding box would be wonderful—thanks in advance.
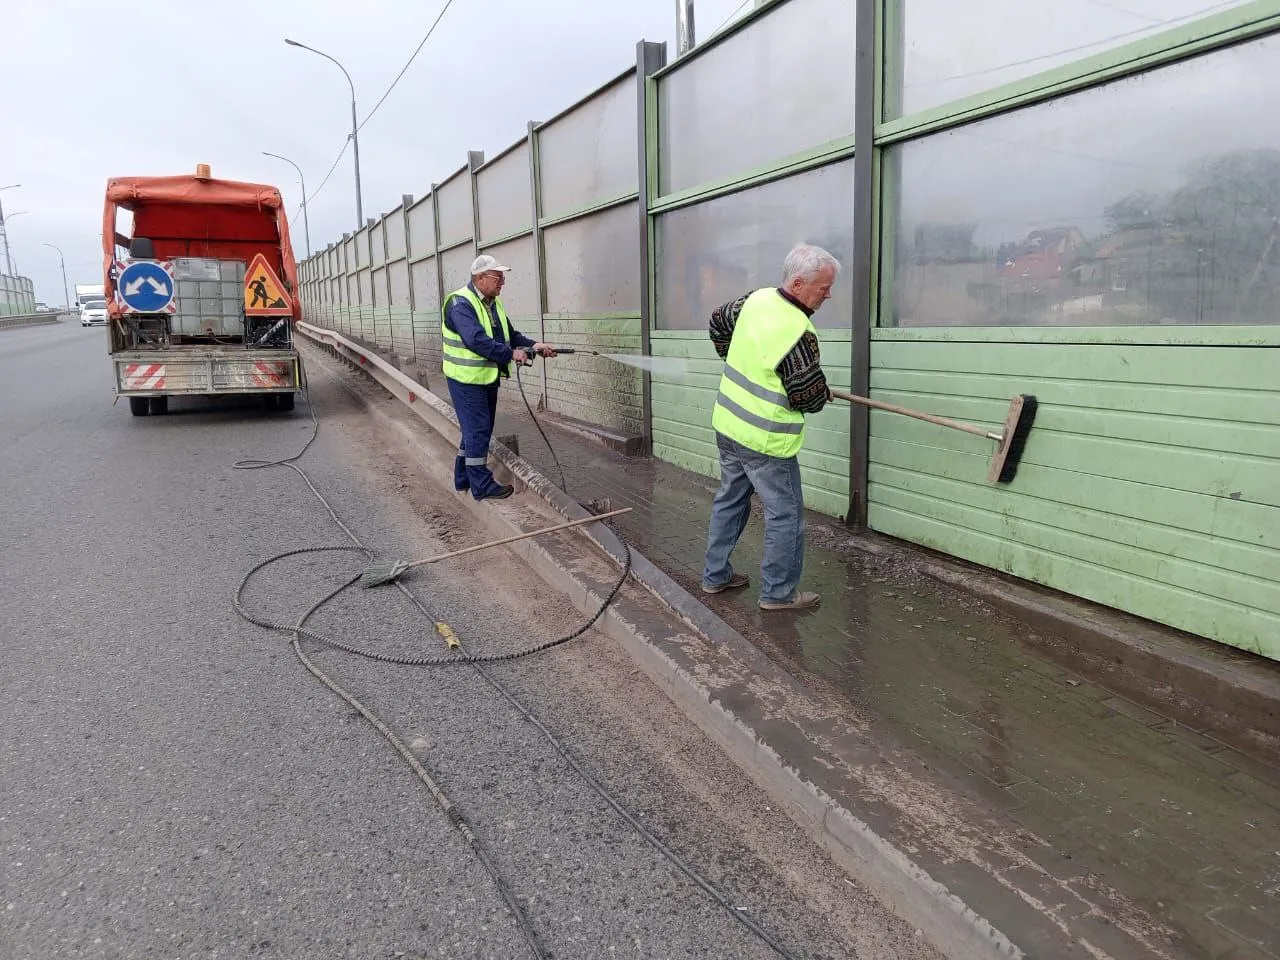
[987,395,1038,484]
[360,558,411,588]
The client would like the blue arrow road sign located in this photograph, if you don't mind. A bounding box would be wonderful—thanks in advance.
[118,260,175,313]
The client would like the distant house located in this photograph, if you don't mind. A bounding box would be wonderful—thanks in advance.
[997,227,1087,280]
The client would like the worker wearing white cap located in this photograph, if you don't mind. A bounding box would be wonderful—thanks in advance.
[441,254,557,499]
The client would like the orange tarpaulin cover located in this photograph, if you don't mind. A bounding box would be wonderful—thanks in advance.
[102,173,300,322]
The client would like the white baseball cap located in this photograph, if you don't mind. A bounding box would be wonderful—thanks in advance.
[470,254,511,275]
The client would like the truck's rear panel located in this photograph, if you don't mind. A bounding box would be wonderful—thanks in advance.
[101,169,303,412]
[112,348,301,397]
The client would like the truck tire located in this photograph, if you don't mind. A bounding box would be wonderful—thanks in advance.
[277,392,296,412]
[149,396,168,415]
[129,396,150,417]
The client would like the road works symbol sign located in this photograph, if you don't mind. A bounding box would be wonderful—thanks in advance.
[244,254,293,317]
[117,260,176,314]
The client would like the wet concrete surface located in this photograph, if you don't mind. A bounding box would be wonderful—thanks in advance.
[1,324,934,960]
[450,379,1280,960]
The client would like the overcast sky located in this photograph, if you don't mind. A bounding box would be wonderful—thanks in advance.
[1,0,749,304]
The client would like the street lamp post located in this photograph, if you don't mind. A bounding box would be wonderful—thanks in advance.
[263,151,311,257]
[676,0,696,55]
[2,209,29,276]
[0,184,20,276]
[284,39,363,229]
[43,242,70,312]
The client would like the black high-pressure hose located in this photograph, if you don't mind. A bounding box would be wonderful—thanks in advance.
[234,358,802,960]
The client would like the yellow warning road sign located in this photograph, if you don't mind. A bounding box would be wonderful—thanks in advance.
[244,253,293,316]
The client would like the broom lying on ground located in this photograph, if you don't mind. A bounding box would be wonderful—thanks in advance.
[361,507,633,588]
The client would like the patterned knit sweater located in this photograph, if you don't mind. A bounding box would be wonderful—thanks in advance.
[708,288,829,414]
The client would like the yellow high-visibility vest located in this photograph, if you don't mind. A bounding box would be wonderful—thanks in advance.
[441,286,513,385]
[711,288,814,458]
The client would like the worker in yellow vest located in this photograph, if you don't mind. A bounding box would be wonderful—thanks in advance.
[442,255,556,499]
[702,244,840,611]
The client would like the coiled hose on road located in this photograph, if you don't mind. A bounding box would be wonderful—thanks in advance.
[232,361,801,960]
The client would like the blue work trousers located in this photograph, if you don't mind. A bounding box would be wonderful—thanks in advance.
[702,432,806,604]
[447,378,504,499]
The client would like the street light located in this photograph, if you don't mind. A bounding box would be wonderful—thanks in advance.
[263,151,311,258]
[0,183,20,276]
[284,38,363,229]
[2,210,29,276]
[43,242,71,312]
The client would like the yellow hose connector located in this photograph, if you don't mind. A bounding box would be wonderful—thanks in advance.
[436,622,461,650]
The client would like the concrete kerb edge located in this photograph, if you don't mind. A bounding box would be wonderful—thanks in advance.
[0,314,62,331]
[296,324,1024,960]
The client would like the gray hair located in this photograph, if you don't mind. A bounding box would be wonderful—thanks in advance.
[782,244,841,285]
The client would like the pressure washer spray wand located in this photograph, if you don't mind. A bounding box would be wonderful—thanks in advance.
[516,347,599,365]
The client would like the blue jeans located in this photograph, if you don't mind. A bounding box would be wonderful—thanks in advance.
[702,433,806,604]
[446,378,505,499]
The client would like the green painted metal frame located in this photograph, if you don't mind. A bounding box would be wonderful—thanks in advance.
[429,181,445,335]
[848,0,880,527]
[528,120,551,405]
[435,237,474,255]
[543,312,642,323]
[652,328,854,341]
[649,136,856,215]
[532,65,636,135]
[537,191,639,230]
[475,137,534,246]
[636,40,666,451]
[872,325,1280,346]
[474,136,527,173]
[649,0,789,80]
[878,0,1280,144]
[478,226,535,250]
[871,0,1280,342]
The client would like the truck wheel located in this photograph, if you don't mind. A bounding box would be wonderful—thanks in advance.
[129,397,150,417]
[149,396,168,415]
[277,392,296,412]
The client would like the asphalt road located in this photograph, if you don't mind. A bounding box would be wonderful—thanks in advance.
[0,321,937,960]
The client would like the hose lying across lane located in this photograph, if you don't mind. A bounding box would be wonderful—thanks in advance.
[232,355,801,960]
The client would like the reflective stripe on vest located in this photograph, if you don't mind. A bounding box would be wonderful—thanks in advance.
[710,288,815,458]
[441,286,513,385]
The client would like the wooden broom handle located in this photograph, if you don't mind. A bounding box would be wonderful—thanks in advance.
[829,388,1001,441]
[405,507,633,571]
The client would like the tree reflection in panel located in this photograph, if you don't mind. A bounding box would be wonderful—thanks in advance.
[885,36,1280,327]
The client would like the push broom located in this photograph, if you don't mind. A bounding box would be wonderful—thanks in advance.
[830,389,1037,484]
[360,506,633,587]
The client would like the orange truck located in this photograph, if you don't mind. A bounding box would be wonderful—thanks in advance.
[102,164,304,416]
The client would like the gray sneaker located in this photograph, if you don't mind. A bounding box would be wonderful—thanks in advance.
[701,572,750,595]
[758,591,821,611]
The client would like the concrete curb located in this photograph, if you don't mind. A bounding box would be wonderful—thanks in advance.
[297,324,1026,960]
[0,314,62,331]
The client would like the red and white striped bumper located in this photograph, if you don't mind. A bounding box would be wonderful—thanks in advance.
[113,356,299,395]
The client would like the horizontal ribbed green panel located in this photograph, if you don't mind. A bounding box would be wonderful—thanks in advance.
[869,338,1280,659]
[651,334,851,518]
[543,317,643,435]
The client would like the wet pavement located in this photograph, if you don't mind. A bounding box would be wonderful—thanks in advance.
[423,376,1280,960]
